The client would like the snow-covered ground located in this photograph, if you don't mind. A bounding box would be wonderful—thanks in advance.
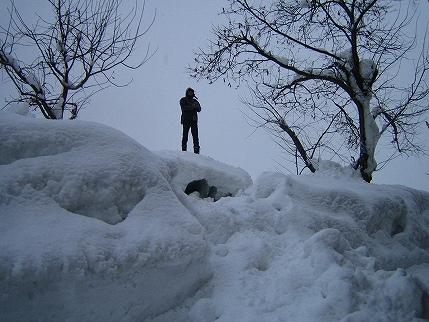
[1,109,429,321]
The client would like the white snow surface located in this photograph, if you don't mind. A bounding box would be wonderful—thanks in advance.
[1,111,429,321]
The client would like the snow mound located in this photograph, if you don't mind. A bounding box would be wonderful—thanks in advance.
[1,111,429,321]
[0,112,169,225]
[155,150,252,200]
[153,171,429,321]
[0,112,212,321]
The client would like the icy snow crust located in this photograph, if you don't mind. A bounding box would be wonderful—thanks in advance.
[1,111,429,321]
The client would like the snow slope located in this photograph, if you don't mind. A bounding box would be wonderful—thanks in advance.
[1,111,428,321]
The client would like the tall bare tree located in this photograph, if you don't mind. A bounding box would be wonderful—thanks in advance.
[191,0,429,182]
[1,0,154,119]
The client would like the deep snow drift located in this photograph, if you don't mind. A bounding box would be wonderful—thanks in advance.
[1,111,429,321]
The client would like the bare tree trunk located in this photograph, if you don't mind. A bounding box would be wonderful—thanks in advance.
[279,122,316,173]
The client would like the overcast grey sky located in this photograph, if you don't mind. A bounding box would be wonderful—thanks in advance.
[2,0,428,191]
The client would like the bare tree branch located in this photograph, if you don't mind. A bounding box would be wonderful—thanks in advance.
[190,0,429,182]
[1,0,155,119]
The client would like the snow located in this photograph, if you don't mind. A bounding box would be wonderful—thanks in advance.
[337,48,353,61]
[299,0,311,8]
[3,52,42,92]
[26,72,42,91]
[155,150,252,200]
[274,55,292,66]
[53,96,64,119]
[3,51,21,72]
[4,101,34,117]
[1,110,429,321]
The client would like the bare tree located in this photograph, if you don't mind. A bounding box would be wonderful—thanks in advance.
[191,0,429,182]
[1,0,154,119]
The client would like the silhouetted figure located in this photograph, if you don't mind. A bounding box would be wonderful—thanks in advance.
[180,87,201,154]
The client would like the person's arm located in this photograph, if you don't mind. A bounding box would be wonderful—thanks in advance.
[180,98,194,112]
[193,99,201,112]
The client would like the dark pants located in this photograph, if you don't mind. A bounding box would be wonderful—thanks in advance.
[182,119,199,153]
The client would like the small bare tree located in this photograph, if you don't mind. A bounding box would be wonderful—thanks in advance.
[0,0,154,119]
[191,0,429,182]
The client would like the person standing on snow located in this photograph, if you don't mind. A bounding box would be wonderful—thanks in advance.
[180,87,201,154]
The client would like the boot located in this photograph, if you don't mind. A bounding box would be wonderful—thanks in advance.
[194,146,200,154]
[182,145,187,152]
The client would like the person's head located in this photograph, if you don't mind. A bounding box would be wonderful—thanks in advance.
[186,87,195,98]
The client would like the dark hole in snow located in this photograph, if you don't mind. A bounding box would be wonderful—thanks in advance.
[185,179,217,200]
[420,291,429,319]
[391,215,406,237]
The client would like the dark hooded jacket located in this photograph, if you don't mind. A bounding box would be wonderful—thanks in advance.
[180,88,201,122]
